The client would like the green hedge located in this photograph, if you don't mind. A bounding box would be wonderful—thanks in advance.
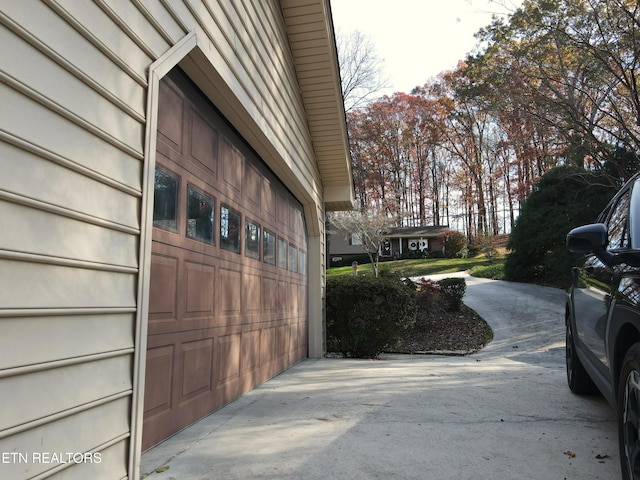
[437,277,466,311]
[326,275,417,358]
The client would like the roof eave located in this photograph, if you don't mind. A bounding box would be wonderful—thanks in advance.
[280,0,355,211]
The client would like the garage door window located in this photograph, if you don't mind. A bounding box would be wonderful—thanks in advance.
[288,245,298,273]
[277,237,288,269]
[245,220,261,260]
[187,185,215,244]
[220,204,241,253]
[263,230,276,265]
[153,168,179,232]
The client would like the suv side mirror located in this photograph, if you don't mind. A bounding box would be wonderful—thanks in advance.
[566,223,607,254]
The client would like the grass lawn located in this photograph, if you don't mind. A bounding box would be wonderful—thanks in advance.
[326,254,505,279]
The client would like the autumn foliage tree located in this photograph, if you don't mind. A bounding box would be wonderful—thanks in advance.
[341,0,639,261]
[346,91,453,228]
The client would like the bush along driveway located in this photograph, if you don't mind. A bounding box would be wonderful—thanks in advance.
[141,274,619,480]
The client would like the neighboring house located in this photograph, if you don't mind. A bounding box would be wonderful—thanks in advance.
[0,1,353,479]
[329,226,450,264]
[385,226,450,257]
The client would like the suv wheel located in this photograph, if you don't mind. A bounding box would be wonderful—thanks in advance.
[566,317,597,394]
[619,343,640,479]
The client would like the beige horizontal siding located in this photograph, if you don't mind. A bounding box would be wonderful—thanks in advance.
[0,0,335,478]
[1,2,148,476]
[51,439,129,480]
[0,28,143,148]
[47,0,152,85]
[84,0,170,60]
[0,396,130,479]
[0,201,138,267]
[0,260,137,309]
[0,354,133,431]
[0,313,135,370]
[0,82,143,189]
[130,0,185,45]
[1,0,147,116]
[0,141,140,230]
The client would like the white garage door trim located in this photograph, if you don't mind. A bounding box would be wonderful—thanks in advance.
[130,31,198,476]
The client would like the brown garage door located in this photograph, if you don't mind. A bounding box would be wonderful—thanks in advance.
[142,69,308,450]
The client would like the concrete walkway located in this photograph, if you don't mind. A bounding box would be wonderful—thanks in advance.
[140,275,620,480]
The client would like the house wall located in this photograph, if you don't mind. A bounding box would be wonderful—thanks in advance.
[400,237,445,254]
[430,236,444,253]
[0,1,329,478]
[327,231,366,264]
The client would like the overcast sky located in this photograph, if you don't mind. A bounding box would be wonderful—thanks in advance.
[330,0,523,95]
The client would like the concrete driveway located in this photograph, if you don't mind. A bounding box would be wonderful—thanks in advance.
[141,275,620,480]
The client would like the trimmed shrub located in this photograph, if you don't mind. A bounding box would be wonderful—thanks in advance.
[438,277,466,311]
[326,275,417,358]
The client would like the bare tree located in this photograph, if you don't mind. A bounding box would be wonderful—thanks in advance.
[328,211,391,277]
[336,30,390,112]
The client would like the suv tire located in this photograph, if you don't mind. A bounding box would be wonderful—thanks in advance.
[619,343,640,480]
[566,317,598,394]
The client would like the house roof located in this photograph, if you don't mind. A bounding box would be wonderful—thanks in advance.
[280,0,355,211]
[386,226,451,238]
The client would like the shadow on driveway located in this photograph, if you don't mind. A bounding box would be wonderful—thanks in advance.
[141,276,619,480]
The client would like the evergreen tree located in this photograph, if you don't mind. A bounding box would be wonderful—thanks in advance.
[505,166,616,285]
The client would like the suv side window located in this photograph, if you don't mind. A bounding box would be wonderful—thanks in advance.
[608,191,631,250]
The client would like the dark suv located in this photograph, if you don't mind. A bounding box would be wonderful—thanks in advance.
[566,173,640,479]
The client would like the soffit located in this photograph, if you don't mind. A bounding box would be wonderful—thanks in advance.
[280,0,354,211]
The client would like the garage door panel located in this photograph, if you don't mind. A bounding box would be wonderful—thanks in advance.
[179,338,214,401]
[243,272,262,314]
[217,333,241,386]
[277,279,289,313]
[276,325,289,371]
[298,281,307,315]
[189,108,219,177]
[261,177,276,221]
[219,267,242,317]
[245,164,261,209]
[277,193,290,229]
[143,345,174,418]
[241,330,261,375]
[289,283,299,312]
[148,254,178,321]
[260,327,277,378]
[296,320,308,361]
[262,276,277,313]
[157,79,184,156]
[144,69,307,449]
[220,137,244,195]
[184,261,215,315]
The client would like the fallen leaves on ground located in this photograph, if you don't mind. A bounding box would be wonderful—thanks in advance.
[394,304,493,355]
